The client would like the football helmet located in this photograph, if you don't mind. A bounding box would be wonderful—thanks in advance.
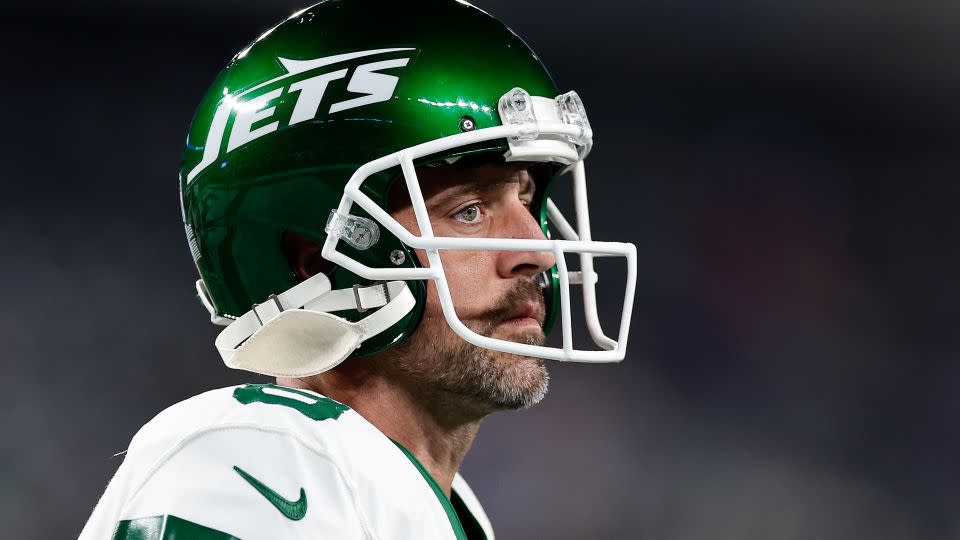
[180,0,637,377]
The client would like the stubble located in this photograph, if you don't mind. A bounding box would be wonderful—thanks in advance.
[391,281,550,411]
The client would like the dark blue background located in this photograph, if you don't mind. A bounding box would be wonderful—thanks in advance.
[3,0,958,538]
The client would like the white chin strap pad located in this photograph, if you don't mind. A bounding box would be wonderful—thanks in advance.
[214,274,416,378]
[226,310,365,377]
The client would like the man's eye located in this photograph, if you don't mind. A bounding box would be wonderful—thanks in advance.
[454,204,482,224]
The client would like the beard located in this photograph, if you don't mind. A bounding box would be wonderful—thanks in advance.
[390,280,550,412]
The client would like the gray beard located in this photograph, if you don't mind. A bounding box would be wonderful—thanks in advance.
[392,316,550,411]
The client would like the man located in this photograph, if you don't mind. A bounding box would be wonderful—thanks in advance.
[80,0,636,538]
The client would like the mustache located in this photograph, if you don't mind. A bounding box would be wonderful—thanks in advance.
[482,279,547,325]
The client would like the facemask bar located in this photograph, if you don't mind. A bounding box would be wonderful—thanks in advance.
[547,161,617,351]
[321,95,637,363]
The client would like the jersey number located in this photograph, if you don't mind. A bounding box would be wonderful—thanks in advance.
[233,384,348,421]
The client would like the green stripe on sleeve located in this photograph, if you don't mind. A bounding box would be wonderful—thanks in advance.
[113,515,242,539]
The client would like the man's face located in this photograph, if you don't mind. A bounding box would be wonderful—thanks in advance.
[387,161,556,412]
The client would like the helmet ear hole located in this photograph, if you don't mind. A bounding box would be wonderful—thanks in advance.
[281,231,336,281]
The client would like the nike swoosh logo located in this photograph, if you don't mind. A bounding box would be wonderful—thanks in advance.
[233,465,307,521]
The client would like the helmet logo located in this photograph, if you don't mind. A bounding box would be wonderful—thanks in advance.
[186,48,416,183]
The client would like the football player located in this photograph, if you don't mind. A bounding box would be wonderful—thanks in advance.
[80,0,637,538]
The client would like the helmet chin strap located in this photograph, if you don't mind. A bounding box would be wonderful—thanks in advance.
[213,273,416,377]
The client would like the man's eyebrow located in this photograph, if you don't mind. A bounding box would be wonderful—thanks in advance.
[425,179,497,212]
[425,174,533,211]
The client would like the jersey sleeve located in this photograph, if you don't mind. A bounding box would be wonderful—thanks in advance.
[81,426,370,540]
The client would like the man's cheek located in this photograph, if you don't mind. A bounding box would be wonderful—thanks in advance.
[419,250,499,322]
[421,281,480,322]
[442,252,495,304]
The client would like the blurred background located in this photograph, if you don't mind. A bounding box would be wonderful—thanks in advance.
[3,0,959,538]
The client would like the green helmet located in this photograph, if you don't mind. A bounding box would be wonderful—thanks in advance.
[180,0,637,376]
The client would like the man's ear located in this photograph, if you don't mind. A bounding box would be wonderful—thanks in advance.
[281,231,334,280]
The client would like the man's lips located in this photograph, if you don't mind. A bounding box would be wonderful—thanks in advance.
[500,301,545,327]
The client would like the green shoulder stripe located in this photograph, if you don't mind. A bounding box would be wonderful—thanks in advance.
[113,515,240,539]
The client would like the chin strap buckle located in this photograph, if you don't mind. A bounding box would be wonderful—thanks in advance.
[352,282,391,313]
[252,294,285,325]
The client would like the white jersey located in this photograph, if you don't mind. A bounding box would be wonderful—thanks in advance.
[79,384,494,540]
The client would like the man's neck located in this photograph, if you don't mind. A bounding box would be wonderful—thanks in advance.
[277,363,486,498]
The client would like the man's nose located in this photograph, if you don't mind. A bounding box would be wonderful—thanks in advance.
[496,201,557,279]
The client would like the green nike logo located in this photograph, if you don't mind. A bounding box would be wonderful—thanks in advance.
[233,465,307,521]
